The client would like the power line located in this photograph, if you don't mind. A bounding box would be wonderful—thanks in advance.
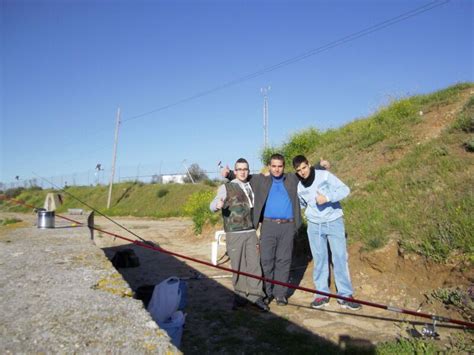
[122,0,450,123]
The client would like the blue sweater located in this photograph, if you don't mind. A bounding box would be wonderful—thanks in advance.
[263,176,293,219]
[297,170,350,223]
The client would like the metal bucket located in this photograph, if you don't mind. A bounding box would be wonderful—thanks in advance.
[37,209,55,229]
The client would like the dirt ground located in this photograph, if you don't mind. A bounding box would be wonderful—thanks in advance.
[3,211,471,353]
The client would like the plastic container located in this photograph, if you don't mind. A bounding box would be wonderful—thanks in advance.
[159,311,185,348]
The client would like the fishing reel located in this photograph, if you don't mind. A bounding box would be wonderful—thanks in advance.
[421,320,440,339]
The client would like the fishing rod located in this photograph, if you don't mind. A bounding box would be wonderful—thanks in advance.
[2,191,473,330]
[32,173,150,244]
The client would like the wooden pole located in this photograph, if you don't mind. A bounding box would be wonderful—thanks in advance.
[107,107,121,209]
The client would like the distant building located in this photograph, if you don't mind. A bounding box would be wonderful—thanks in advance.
[161,174,186,184]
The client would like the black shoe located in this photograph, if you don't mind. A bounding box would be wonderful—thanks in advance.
[263,295,274,305]
[253,298,270,312]
[275,296,288,306]
[232,295,248,310]
[338,299,362,311]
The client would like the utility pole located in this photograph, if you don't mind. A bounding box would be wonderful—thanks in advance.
[182,160,195,184]
[261,86,271,148]
[107,107,121,209]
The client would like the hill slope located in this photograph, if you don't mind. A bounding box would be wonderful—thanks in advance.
[264,83,473,262]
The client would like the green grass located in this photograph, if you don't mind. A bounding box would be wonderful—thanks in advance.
[260,83,474,262]
[0,218,22,226]
[0,182,215,219]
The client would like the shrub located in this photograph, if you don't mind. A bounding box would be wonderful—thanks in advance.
[0,218,22,226]
[156,188,169,198]
[183,163,208,183]
[203,179,219,187]
[183,190,219,234]
[464,138,474,152]
[260,127,321,166]
[432,287,474,321]
[376,338,440,354]
[4,187,25,199]
[452,96,474,133]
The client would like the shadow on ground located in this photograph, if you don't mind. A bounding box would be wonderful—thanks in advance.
[101,236,377,354]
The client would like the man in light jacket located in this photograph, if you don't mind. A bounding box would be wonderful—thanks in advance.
[293,155,361,311]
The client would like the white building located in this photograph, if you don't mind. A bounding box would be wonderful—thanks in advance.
[161,174,186,184]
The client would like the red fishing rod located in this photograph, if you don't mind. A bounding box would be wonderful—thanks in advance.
[1,193,473,329]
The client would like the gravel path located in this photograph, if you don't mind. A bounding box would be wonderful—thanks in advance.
[0,213,179,354]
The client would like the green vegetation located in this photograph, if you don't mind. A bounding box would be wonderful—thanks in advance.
[451,96,474,133]
[183,190,220,234]
[0,182,215,219]
[432,287,474,322]
[0,218,22,226]
[375,338,441,354]
[2,83,472,256]
[261,83,474,262]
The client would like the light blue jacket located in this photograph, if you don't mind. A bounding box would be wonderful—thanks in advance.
[297,170,350,224]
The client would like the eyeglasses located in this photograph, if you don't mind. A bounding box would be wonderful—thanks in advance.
[235,168,249,172]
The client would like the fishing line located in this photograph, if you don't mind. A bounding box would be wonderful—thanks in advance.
[2,192,473,329]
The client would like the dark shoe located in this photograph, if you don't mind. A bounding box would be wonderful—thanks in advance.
[232,295,248,310]
[263,295,274,305]
[253,298,270,312]
[310,297,330,309]
[275,296,288,306]
[338,298,361,311]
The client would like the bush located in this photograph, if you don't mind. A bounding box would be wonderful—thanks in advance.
[432,287,474,321]
[452,96,474,133]
[183,190,219,234]
[0,218,22,226]
[4,187,25,199]
[183,163,209,183]
[203,179,219,187]
[261,127,321,166]
[464,138,474,152]
[156,188,169,198]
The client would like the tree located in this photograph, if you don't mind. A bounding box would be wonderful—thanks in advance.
[184,163,208,183]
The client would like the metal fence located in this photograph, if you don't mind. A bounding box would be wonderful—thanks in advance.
[0,166,261,191]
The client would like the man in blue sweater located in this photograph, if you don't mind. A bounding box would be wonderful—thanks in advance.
[223,154,329,306]
[292,155,361,311]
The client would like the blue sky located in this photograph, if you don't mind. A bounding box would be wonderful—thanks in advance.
[1,0,473,186]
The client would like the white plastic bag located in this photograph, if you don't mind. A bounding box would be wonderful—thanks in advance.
[147,277,181,323]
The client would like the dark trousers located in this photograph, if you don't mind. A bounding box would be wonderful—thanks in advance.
[226,230,264,302]
[259,221,295,298]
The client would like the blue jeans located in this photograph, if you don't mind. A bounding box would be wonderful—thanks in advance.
[307,217,353,297]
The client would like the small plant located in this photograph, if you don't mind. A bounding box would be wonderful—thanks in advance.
[203,179,219,187]
[451,96,474,133]
[376,337,440,354]
[0,218,22,226]
[432,287,474,321]
[4,187,25,199]
[183,190,219,234]
[464,137,474,152]
[260,127,321,166]
[156,188,169,198]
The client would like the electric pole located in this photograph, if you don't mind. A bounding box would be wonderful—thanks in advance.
[182,160,195,184]
[261,86,271,148]
[107,107,121,209]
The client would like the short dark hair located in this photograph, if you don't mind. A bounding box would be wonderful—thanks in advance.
[235,158,249,168]
[268,153,285,166]
[292,155,308,169]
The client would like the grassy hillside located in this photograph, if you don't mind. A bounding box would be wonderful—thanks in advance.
[263,83,474,262]
[0,181,216,219]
